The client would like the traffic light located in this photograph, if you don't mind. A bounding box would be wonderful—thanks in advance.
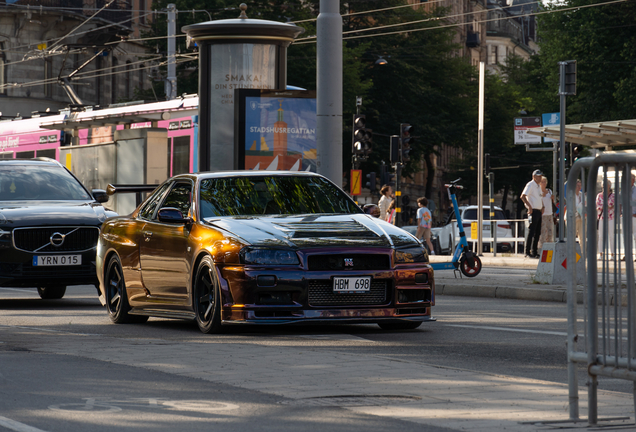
[563,60,576,96]
[572,144,583,160]
[352,114,373,156]
[390,135,400,164]
[365,172,376,191]
[380,162,387,185]
[485,153,490,175]
[400,123,413,163]
[387,171,396,186]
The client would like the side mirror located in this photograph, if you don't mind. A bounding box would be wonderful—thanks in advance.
[92,189,109,203]
[157,207,191,224]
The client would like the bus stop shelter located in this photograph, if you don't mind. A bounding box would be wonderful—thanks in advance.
[528,119,636,150]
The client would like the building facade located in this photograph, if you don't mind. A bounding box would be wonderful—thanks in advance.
[0,0,155,118]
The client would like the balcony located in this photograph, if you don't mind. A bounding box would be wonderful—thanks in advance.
[466,31,480,48]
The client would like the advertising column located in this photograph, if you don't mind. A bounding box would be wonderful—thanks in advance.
[183,4,304,172]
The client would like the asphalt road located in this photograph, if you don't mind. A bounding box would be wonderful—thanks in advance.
[0,278,632,431]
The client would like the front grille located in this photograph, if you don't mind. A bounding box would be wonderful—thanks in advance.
[308,279,388,306]
[13,227,99,253]
[308,254,390,271]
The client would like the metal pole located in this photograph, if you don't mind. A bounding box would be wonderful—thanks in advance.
[166,4,177,100]
[395,163,402,228]
[477,62,485,255]
[316,0,343,186]
[489,172,496,257]
[558,62,566,242]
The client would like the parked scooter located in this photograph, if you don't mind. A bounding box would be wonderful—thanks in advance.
[429,178,482,277]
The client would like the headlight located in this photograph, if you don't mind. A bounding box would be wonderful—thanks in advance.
[240,247,299,265]
[395,246,428,263]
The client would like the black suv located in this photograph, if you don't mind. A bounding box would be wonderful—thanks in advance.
[0,159,116,299]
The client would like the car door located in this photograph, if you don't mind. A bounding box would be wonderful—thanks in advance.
[139,180,193,302]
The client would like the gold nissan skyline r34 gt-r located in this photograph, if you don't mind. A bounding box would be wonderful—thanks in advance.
[96,171,435,333]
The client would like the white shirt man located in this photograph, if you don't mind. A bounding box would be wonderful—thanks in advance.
[520,170,545,257]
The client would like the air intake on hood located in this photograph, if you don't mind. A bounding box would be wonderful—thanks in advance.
[274,221,378,239]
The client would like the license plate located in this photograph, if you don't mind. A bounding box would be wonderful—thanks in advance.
[33,255,82,266]
[333,276,371,293]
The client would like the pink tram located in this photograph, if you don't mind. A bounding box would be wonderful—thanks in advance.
[0,95,199,177]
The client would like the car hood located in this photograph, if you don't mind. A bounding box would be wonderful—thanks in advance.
[0,201,115,228]
[205,214,420,248]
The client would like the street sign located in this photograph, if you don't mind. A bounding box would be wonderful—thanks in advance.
[514,117,542,145]
[542,113,560,142]
[350,169,362,196]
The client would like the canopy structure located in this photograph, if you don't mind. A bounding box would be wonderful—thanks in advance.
[39,94,199,131]
[527,119,636,149]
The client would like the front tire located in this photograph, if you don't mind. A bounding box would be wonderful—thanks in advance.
[460,255,482,277]
[105,255,147,324]
[193,256,222,334]
[37,286,66,300]
[378,321,422,331]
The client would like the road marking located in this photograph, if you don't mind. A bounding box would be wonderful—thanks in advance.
[0,416,48,432]
[0,325,101,337]
[444,324,567,337]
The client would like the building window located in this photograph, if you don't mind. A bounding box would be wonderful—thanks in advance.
[0,42,6,95]
[139,0,147,24]
[138,63,145,93]
[111,57,118,104]
[126,60,132,100]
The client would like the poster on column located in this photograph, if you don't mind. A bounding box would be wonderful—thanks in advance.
[234,89,317,172]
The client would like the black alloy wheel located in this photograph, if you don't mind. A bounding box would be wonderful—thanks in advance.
[193,256,222,334]
[37,286,66,300]
[105,255,147,324]
[460,254,482,277]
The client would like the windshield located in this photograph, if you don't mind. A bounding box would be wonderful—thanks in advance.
[0,165,91,201]
[199,175,362,217]
[463,209,506,220]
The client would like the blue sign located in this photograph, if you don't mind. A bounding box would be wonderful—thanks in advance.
[542,113,560,142]
[542,113,560,126]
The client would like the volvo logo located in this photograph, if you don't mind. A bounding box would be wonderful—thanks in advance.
[50,232,66,247]
[344,258,354,267]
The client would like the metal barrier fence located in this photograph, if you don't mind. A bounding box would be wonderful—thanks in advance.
[567,153,636,424]
[448,219,528,255]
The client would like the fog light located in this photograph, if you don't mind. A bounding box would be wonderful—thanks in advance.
[257,275,277,287]
[415,273,428,284]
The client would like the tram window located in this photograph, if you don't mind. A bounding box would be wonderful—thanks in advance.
[172,135,190,175]
[16,151,35,159]
[37,149,56,159]
[0,153,12,159]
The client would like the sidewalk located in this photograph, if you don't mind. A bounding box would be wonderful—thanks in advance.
[430,253,574,303]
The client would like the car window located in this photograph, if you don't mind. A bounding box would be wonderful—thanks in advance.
[159,182,192,218]
[138,183,170,220]
[199,175,362,217]
[0,164,91,201]
[463,209,507,220]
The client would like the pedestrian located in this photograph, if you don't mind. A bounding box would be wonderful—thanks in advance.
[538,176,555,249]
[386,199,396,224]
[363,204,381,218]
[378,184,393,222]
[574,179,584,252]
[416,197,435,254]
[520,169,544,258]
[596,179,615,258]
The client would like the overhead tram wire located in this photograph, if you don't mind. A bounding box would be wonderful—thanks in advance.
[0,54,164,91]
[47,0,117,53]
[2,10,155,62]
[293,0,630,44]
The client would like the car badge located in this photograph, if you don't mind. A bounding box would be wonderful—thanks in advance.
[50,232,66,247]
[344,258,354,267]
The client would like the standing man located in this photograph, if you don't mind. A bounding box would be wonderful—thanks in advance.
[378,184,393,222]
[521,169,544,258]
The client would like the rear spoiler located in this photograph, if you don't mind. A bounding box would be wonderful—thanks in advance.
[106,184,159,207]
